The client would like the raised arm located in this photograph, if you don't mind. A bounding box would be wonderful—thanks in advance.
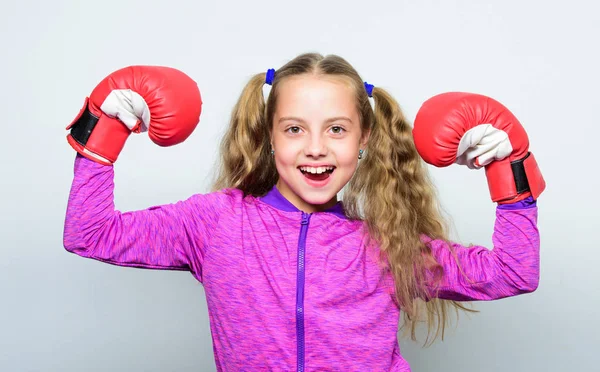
[62,65,218,283]
[412,91,546,301]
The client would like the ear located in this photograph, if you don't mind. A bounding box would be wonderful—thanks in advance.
[360,128,371,150]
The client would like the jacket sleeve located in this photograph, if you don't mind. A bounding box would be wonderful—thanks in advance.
[423,197,540,301]
[63,154,228,284]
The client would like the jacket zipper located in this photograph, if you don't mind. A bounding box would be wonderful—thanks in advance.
[296,212,310,372]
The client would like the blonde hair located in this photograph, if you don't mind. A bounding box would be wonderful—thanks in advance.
[213,53,475,346]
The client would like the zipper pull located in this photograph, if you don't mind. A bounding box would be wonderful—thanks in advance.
[301,212,309,225]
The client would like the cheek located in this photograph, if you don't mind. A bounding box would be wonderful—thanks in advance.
[273,135,303,163]
[332,143,359,166]
[275,154,295,169]
[273,144,301,170]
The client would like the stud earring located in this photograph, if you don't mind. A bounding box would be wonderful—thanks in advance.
[271,149,275,156]
[358,149,364,159]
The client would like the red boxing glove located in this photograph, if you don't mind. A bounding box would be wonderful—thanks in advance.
[412,92,545,204]
[66,66,202,165]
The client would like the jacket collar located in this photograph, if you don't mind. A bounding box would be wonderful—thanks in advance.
[259,185,347,219]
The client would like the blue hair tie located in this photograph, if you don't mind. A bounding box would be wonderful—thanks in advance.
[265,68,276,85]
[364,82,374,97]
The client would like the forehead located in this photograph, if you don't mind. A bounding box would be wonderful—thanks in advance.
[274,74,358,118]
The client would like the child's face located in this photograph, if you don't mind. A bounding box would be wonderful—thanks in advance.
[271,74,368,213]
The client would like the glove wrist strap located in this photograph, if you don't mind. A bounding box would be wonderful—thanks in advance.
[66,97,131,165]
[485,152,546,203]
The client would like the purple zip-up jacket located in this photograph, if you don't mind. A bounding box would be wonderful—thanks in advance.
[63,154,540,371]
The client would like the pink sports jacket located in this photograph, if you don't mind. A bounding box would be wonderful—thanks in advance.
[63,154,540,371]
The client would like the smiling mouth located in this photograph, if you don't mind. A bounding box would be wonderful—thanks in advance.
[299,167,335,182]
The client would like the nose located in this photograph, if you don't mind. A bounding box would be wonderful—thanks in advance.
[304,133,328,158]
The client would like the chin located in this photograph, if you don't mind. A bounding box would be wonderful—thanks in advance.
[299,191,336,206]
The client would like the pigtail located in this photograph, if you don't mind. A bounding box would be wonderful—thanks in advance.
[212,73,278,195]
[346,86,476,346]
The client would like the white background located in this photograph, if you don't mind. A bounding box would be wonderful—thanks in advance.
[1,0,598,371]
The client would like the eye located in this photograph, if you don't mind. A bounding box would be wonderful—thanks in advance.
[330,126,346,134]
[286,126,302,134]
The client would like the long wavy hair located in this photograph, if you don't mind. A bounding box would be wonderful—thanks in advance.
[212,53,476,346]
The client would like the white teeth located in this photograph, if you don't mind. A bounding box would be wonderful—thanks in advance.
[300,166,334,174]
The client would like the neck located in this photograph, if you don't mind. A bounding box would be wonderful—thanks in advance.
[275,180,338,213]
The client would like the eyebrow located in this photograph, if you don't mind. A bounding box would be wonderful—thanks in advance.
[278,116,353,124]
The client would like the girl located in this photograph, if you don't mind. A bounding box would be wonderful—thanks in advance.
[63,53,541,371]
